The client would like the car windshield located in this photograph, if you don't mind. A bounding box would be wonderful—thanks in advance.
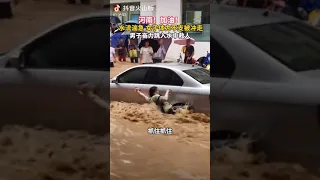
[183,68,210,84]
[232,21,320,72]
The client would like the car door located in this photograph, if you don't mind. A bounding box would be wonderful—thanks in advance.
[211,36,270,136]
[110,67,149,103]
[210,37,238,131]
[0,17,109,135]
[142,67,183,105]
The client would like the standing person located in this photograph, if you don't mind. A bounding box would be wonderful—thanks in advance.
[140,40,153,64]
[110,40,116,68]
[128,39,138,63]
[154,39,167,63]
[184,39,195,64]
[116,38,127,62]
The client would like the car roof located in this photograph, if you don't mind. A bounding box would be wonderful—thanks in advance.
[134,63,203,71]
[211,5,298,29]
[66,11,110,21]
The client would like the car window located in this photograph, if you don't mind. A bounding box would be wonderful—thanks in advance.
[118,67,149,84]
[24,18,109,71]
[145,67,183,86]
[171,73,184,86]
[232,21,320,72]
[183,67,210,84]
[210,37,236,78]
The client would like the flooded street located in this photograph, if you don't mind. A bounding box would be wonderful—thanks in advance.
[212,142,320,180]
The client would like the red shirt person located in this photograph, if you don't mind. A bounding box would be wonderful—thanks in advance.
[184,39,195,64]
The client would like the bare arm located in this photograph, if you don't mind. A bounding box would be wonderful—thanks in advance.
[149,47,154,56]
[88,92,109,110]
[77,84,109,110]
[135,88,150,102]
[161,89,171,101]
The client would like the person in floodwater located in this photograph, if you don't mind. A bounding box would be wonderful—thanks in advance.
[77,83,109,110]
[116,38,127,62]
[134,86,175,114]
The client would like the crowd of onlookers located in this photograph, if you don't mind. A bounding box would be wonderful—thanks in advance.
[109,37,197,68]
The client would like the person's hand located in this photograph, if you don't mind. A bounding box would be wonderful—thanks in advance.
[134,88,140,92]
[77,83,93,96]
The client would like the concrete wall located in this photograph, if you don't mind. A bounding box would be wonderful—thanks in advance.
[140,0,156,17]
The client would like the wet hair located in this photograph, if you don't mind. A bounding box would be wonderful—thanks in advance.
[149,86,158,97]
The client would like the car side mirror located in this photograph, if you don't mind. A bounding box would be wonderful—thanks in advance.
[10,51,26,70]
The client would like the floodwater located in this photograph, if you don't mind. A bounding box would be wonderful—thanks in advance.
[110,62,210,179]
[212,140,320,180]
[0,125,109,180]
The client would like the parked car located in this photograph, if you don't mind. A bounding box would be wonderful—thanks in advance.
[0,11,110,135]
[211,5,320,166]
[110,63,210,113]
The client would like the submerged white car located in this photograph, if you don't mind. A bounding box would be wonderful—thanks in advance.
[110,63,210,113]
[0,12,110,135]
